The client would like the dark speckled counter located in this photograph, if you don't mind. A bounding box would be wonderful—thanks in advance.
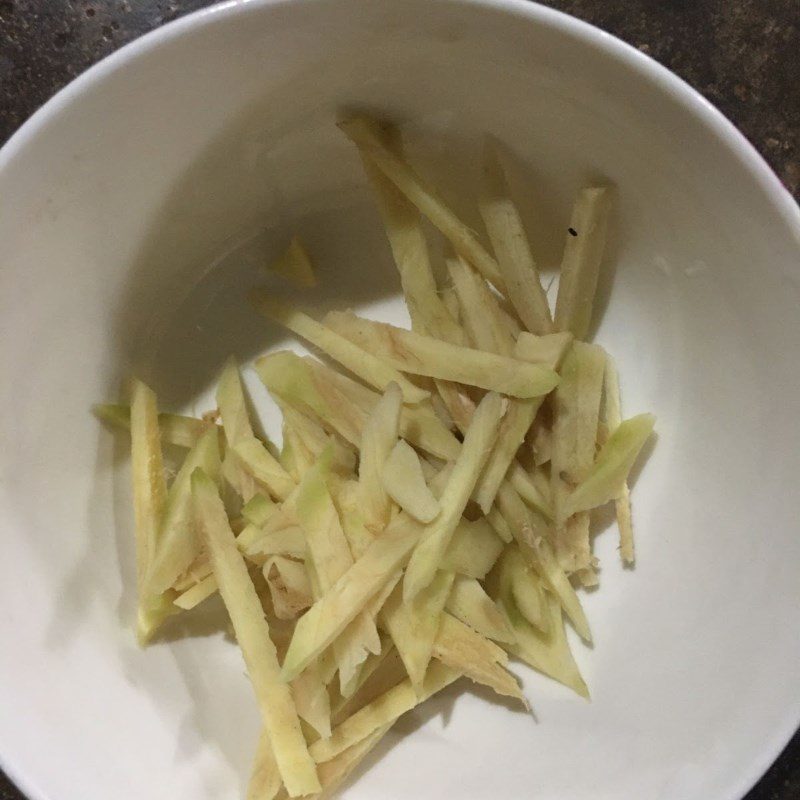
[0,1,798,799]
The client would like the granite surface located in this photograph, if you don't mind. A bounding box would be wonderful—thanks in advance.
[0,1,798,799]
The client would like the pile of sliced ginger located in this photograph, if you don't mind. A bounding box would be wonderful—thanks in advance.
[96,117,654,799]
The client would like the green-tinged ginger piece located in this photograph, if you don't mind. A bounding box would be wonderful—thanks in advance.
[296,448,382,694]
[471,331,572,517]
[251,293,429,405]
[495,483,591,643]
[496,576,589,700]
[446,255,515,356]
[267,235,317,289]
[553,187,612,341]
[432,613,525,704]
[331,639,405,724]
[255,350,460,461]
[217,358,294,502]
[472,396,545,515]
[279,419,312,482]
[291,661,332,741]
[358,383,402,533]
[333,479,376,560]
[263,556,313,621]
[359,147,466,346]
[497,545,549,635]
[563,413,655,519]
[173,575,217,611]
[550,341,606,574]
[192,468,320,797]
[145,427,221,597]
[276,400,356,475]
[507,462,554,521]
[129,379,177,644]
[441,518,504,580]
[381,439,441,524]
[404,392,506,601]
[381,571,454,693]
[532,535,592,643]
[486,506,514,544]
[445,575,515,644]
[240,524,307,560]
[280,512,424,683]
[241,493,276,527]
[94,403,221,449]
[514,331,574,368]
[479,138,553,336]
[324,310,559,399]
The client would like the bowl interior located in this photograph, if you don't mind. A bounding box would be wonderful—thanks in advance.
[1,1,799,799]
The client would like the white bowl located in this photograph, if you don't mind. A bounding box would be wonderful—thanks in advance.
[1,1,798,799]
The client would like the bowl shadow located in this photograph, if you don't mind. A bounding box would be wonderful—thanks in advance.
[336,677,530,796]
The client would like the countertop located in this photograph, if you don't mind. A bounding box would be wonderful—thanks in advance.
[0,1,798,799]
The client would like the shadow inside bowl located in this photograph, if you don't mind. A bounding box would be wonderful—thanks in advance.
[106,81,420,411]
[335,677,530,797]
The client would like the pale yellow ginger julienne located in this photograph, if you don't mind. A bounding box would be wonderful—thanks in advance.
[95,116,654,799]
